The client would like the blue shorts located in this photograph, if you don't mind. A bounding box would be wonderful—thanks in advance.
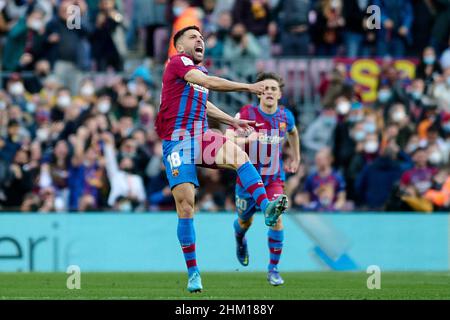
[235,181,284,222]
[162,130,227,189]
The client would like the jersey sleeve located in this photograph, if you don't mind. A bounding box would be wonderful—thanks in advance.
[285,108,296,132]
[168,55,197,80]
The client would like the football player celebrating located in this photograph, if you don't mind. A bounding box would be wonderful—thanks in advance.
[226,72,300,286]
[155,26,288,293]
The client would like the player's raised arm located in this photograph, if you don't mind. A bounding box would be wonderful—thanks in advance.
[185,69,264,94]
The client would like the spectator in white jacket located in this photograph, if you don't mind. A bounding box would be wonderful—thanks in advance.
[102,132,146,211]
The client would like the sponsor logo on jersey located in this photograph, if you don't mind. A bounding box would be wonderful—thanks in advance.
[258,134,284,144]
[172,168,179,177]
[279,122,286,131]
[188,82,209,93]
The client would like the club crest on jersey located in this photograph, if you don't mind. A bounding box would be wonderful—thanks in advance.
[172,168,179,177]
[279,122,286,131]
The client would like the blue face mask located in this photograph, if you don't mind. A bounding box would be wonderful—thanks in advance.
[378,90,392,103]
[364,122,377,134]
[353,131,366,142]
[424,56,435,65]
[411,91,422,100]
[173,6,184,17]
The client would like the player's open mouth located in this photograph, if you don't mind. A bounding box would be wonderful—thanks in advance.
[195,47,204,53]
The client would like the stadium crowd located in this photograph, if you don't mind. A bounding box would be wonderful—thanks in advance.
[0,0,449,213]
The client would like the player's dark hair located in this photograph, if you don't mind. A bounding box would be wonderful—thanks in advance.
[173,25,201,47]
[256,72,284,90]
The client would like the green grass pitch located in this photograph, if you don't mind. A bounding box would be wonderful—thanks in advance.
[0,272,449,300]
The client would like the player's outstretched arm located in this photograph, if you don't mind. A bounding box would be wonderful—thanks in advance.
[184,69,264,94]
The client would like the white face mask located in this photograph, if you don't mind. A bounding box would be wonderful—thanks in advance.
[9,82,25,96]
[428,151,442,165]
[80,85,95,97]
[127,82,137,95]
[26,102,36,113]
[57,95,71,108]
[98,101,111,114]
[364,141,379,154]
[392,111,406,122]
[29,19,44,32]
[36,128,49,141]
[0,100,6,110]
[336,101,351,115]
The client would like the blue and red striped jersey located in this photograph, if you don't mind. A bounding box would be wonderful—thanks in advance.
[155,53,209,141]
[237,104,296,185]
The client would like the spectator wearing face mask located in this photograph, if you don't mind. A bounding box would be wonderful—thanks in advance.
[424,125,448,166]
[355,140,406,210]
[377,65,410,107]
[416,47,443,91]
[332,99,363,172]
[405,78,427,123]
[232,0,276,59]
[5,73,27,110]
[432,67,450,112]
[320,63,354,109]
[388,103,414,149]
[347,131,380,195]
[167,0,202,58]
[102,132,146,210]
[2,5,48,72]
[223,23,262,82]
[52,87,72,122]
